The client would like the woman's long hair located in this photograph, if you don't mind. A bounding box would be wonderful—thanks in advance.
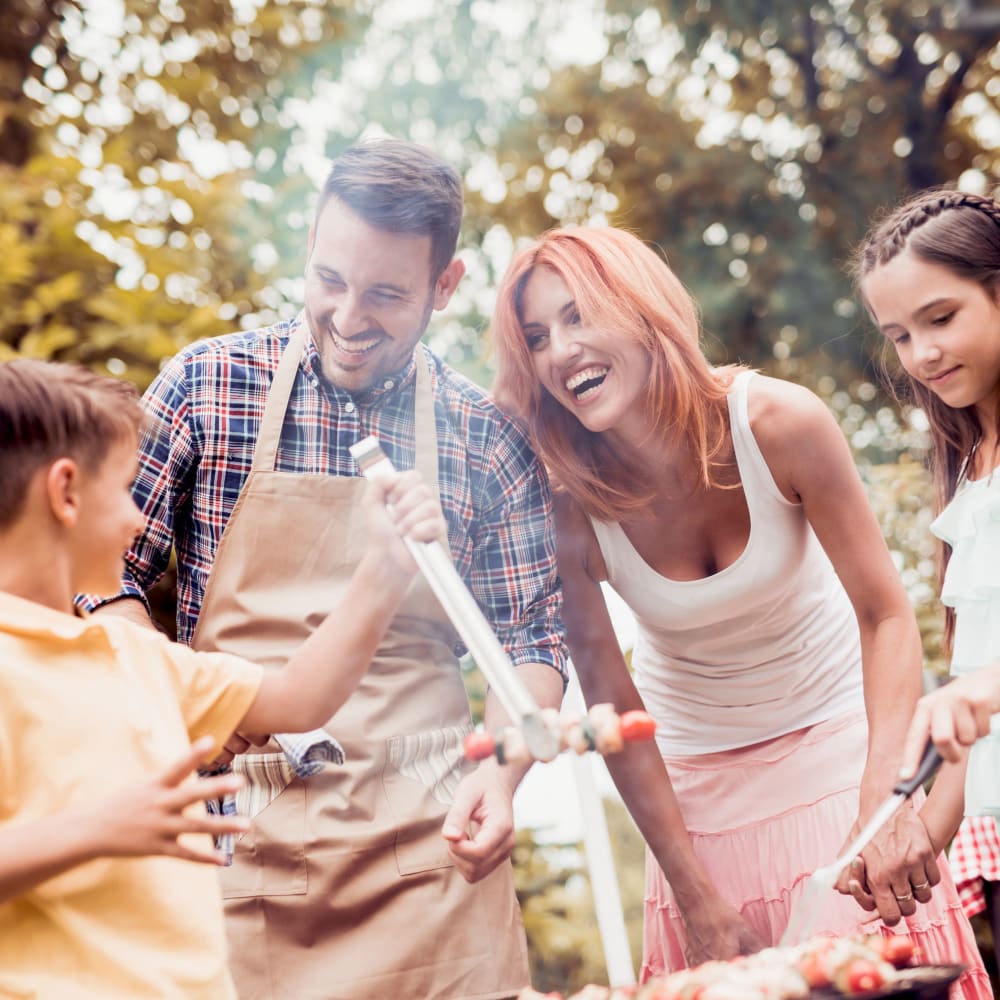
[855,187,1000,650]
[491,227,742,521]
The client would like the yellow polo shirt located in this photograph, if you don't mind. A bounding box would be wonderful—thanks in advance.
[0,592,263,999]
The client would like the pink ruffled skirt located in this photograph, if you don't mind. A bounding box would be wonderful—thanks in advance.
[642,710,992,999]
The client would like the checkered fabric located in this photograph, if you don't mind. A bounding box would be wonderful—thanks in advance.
[208,729,345,865]
[948,814,1000,917]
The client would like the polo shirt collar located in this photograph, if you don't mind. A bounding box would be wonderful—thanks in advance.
[0,590,105,641]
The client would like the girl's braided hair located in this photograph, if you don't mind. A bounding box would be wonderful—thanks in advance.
[856,187,1000,276]
[855,186,1000,652]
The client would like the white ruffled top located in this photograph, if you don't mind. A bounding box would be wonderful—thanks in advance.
[931,471,1000,817]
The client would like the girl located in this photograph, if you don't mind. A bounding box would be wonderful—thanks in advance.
[490,225,989,997]
[858,187,1000,976]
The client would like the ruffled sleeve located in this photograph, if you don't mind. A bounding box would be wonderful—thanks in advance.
[930,478,1000,818]
[931,479,1000,674]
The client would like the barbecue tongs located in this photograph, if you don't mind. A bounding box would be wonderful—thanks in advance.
[350,435,561,763]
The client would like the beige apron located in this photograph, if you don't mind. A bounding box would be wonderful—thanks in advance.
[192,322,529,1000]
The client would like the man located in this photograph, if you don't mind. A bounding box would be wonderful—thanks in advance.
[85,138,567,999]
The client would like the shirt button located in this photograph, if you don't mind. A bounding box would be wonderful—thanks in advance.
[383,379,394,389]
[344,401,356,413]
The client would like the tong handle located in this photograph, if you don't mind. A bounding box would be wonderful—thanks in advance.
[893,739,944,797]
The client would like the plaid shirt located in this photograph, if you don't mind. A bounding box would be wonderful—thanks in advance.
[86,314,567,680]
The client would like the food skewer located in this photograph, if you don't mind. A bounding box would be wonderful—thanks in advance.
[350,435,561,762]
[464,703,657,765]
[518,930,927,1000]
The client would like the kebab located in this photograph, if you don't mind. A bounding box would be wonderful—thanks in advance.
[464,703,657,765]
[517,932,943,1000]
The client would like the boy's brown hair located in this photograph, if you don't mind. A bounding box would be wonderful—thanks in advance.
[0,360,144,527]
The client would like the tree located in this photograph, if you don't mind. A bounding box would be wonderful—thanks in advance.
[474,0,1000,381]
[464,2,1000,664]
[0,0,364,387]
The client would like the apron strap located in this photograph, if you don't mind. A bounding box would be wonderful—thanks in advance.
[413,344,440,495]
[251,318,310,473]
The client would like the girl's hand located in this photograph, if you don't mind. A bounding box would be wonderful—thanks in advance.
[899,665,1000,776]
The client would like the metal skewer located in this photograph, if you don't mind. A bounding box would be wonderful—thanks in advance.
[350,435,560,762]
[780,740,944,947]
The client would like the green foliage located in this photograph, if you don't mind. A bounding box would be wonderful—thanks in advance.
[864,456,946,676]
[461,658,488,725]
[0,0,365,387]
[473,0,1000,380]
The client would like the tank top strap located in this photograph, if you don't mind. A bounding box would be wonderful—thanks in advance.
[588,517,627,584]
[726,370,793,507]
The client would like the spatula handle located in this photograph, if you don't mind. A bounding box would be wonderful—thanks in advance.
[893,740,943,797]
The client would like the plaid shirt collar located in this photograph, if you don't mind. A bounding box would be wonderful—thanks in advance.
[297,314,419,407]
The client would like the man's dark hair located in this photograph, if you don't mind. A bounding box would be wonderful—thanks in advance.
[316,138,463,280]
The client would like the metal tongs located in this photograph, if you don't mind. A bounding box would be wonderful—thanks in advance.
[780,739,944,947]
[349,435,560,762]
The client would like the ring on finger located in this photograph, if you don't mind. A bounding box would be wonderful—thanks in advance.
[894,891,914,903]
[912,880,931,891]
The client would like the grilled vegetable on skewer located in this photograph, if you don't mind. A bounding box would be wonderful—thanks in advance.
[464,703,657,765]
[517,932,934,1000]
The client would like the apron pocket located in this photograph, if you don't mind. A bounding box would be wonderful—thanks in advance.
[384,724,472,876]
[220,753,308,898]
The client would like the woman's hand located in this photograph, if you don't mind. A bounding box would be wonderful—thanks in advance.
[681,898,765,965]
[834,800,940,923]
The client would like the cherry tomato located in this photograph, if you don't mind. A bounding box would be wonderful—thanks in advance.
[797,954,832,989]
[844,958,886,993]
[878,934,916,968]
[463,731,496,761]
[619,710,657,742]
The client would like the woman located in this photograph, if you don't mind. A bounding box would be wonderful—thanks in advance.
[490,226,989,996]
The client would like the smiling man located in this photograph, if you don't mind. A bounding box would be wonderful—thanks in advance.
[82,138,567,1000]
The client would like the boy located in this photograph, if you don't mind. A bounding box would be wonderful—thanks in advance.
[0,359,444,998]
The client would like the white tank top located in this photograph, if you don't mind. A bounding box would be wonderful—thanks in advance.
[590,371,864,756]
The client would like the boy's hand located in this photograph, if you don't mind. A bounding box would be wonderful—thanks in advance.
[88,737,250,866]
[363,469,447,575]
[207,730,271,768]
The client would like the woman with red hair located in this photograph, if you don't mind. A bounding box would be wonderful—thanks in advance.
[490,226,989,996]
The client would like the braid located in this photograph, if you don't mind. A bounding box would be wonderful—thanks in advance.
[859,188,1000,275]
